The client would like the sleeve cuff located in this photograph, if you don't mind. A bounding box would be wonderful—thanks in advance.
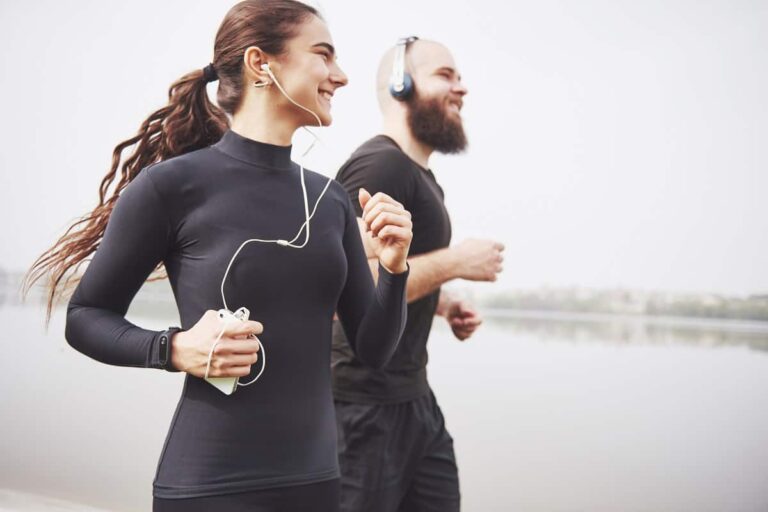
[378,261,410,281]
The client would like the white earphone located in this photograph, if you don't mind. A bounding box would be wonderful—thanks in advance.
[208,60,333,392]
[260,62,324,130]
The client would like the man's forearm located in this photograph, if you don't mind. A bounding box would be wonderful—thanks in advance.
[357,217,460,303]
[367,247,459,303]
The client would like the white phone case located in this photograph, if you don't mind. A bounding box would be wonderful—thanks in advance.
[205,375,238,395]
[204,307,251,395]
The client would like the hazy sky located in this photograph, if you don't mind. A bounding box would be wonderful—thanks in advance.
[1,0,765,295]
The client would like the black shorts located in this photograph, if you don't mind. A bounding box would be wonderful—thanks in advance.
[334,390,460,512]
[152,479,340,512]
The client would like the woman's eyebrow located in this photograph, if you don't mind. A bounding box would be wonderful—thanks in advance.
[312,42,336,57]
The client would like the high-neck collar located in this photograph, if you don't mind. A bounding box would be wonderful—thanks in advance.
[213,130,294,170]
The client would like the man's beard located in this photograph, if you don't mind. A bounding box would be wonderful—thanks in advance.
[406,92,468,154]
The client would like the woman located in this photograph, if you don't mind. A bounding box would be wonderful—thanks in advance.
[24,1,412,510]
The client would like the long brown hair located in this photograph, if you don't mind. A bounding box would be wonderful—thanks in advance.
[23,0,319,322]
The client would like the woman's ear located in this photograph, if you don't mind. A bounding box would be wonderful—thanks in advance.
[243,46,272,85]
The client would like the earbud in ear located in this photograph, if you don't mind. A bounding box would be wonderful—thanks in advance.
[253,62,273,88]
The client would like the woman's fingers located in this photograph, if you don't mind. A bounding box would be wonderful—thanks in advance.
[233,353,259,367]
[363,202,410,226]
[181,311,266,379]
[224,319,263,337]
[209,364,254,378]
[230,366,254,377]
[215,338,260,354]
[214,353,259,368]
[370,212,412,237]
[208,338,259,378]
[376,225,412,244]
[357,191,414,241]
[208,321,261,377]
[361,192,404,220]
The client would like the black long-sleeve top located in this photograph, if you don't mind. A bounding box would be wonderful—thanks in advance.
[65,130,409,499]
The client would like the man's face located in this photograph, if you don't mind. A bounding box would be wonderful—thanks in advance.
[405,43,468,154]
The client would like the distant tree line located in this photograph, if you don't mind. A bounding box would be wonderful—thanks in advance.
[478,288,768,322]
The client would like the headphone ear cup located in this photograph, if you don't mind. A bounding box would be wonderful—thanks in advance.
[389,72,414,101]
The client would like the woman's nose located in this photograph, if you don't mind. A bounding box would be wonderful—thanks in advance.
[331,63,349,88]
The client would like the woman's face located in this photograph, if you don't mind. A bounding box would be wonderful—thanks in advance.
[271,15,348,127]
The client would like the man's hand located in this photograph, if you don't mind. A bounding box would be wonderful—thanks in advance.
[453,239,504,282]
[445,299,483,341]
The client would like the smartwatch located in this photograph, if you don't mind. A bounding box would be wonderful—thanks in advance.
[156,327,182,371]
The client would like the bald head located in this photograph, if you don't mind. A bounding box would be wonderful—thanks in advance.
[376,39,458,112]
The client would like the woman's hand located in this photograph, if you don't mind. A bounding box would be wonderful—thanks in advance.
[359,188,413,274]
[170,310,263,378]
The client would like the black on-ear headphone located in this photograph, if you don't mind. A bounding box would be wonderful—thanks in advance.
[389,36,419,101]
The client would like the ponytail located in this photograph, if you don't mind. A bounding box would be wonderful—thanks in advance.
[23,67,228,323]
[24,0,321,324]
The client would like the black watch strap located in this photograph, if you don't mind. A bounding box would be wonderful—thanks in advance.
[152,327,182,371]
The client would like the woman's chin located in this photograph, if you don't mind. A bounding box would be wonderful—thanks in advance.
[315,108,332,127]
[300,106,331,127]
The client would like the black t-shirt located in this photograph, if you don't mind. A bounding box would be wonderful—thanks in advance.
[331,135,452,404]
[65,130,409,498]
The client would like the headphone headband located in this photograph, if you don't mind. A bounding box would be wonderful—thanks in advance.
[389,36,418,100]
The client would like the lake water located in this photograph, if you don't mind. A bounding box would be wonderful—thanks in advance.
[2,301,768,511]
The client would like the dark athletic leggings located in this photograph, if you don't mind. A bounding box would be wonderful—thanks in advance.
[153,479,340,512]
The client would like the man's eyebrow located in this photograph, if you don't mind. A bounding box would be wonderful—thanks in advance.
[435,66,460,79]
[312,42,336,56]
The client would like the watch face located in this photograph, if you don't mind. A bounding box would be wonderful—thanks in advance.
[159,335,168,363]
[159,328,180,369]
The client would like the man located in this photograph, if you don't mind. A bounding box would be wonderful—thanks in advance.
[331,37,505,512]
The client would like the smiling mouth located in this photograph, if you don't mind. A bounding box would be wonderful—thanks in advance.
[319,90,334,103]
